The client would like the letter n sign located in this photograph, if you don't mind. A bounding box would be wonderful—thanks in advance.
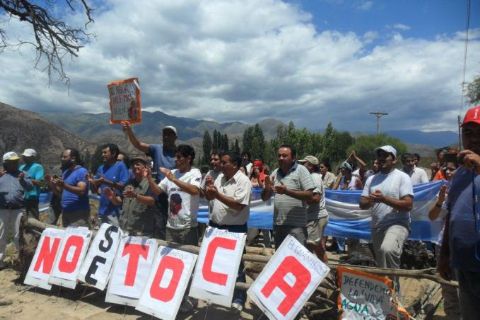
[24,228,66,290]
[247,235,330,320]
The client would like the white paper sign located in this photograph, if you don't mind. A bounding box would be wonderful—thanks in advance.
[248,235,330,320]
[24,228,66,290]
[77,223,122,290]
[106,236,157,306]
[49,227,92,289]
[337,266,409,320]
[189,227,246,307]
[136,246,197,320]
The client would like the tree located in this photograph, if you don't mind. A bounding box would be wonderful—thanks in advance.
[466,76,480,105]
[202,130,212,164]
[347,134,407,164]
[0,0,94,83]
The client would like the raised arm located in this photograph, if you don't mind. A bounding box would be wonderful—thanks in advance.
[122,121,150,153]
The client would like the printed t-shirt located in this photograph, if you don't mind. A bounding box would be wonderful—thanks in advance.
[159,168,202,230]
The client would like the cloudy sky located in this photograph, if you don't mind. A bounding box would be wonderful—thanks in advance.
[0,0,479,132]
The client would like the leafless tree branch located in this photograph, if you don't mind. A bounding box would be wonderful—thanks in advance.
[0,0,94,84]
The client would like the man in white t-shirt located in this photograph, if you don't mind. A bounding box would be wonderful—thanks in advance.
[401,153,428,185]
[360,145,413,291]
[148,144,202,245]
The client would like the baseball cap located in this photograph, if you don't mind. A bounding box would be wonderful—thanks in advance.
[298,155,319,166]
[3,151,20,162]
[22,148,37,157]
[163,125,177,136]
[130,154,149,165]
[253,160,263,168]
[340,161,353,171]
[375,145,397,159]
[462,105,480,126]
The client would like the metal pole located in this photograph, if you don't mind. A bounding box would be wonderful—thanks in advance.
[369,112,389,135]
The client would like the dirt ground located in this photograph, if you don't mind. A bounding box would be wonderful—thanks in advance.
[0,250,448,320]
[0,267,266,320]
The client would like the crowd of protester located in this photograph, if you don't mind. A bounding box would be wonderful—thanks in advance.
[0,105,479,318]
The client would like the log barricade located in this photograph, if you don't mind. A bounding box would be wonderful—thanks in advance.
[23,217,458,288]
[22,217,458,319]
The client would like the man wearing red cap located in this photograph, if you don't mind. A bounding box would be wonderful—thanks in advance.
[439,105,480,319]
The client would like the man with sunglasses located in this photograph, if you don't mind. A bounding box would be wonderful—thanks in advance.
[439,105,480,319]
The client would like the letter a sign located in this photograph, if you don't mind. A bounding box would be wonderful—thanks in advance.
[248,235,330,320]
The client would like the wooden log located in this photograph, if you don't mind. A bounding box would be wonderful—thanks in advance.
[23,217,458,287]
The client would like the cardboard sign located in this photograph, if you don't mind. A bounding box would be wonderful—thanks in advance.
[24,228,66,290]
[337,267,410,320]
[78,223,123,290]
[107,77,142,124]
[106,236,157,306]
[49,227,92,289]
[189,227,246,307]
[248,235,330,320]
[136,246,198,320]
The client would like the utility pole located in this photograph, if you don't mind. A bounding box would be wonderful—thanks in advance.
[369,112,389,135]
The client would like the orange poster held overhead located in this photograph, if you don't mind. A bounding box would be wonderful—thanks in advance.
[107,77,142,124]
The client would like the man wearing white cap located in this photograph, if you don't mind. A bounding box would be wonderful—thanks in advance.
[19,149,44,219]
[359,145,413,291]
[122,122,177,239]
[0,151,33,269]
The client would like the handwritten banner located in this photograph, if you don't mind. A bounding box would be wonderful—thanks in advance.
[107,77,142,124]
[337,266,409,320]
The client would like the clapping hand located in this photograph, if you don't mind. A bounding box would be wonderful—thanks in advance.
[205,185,218,199]
[438,185,448,203]
[274,181,287,194]
[160,167,175,181]
[123,186,137,198]
[369,190,385,203]
[264,175,275,190]
[103,187,115,200]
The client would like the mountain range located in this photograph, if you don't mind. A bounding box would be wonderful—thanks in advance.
[0,101,459,170]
